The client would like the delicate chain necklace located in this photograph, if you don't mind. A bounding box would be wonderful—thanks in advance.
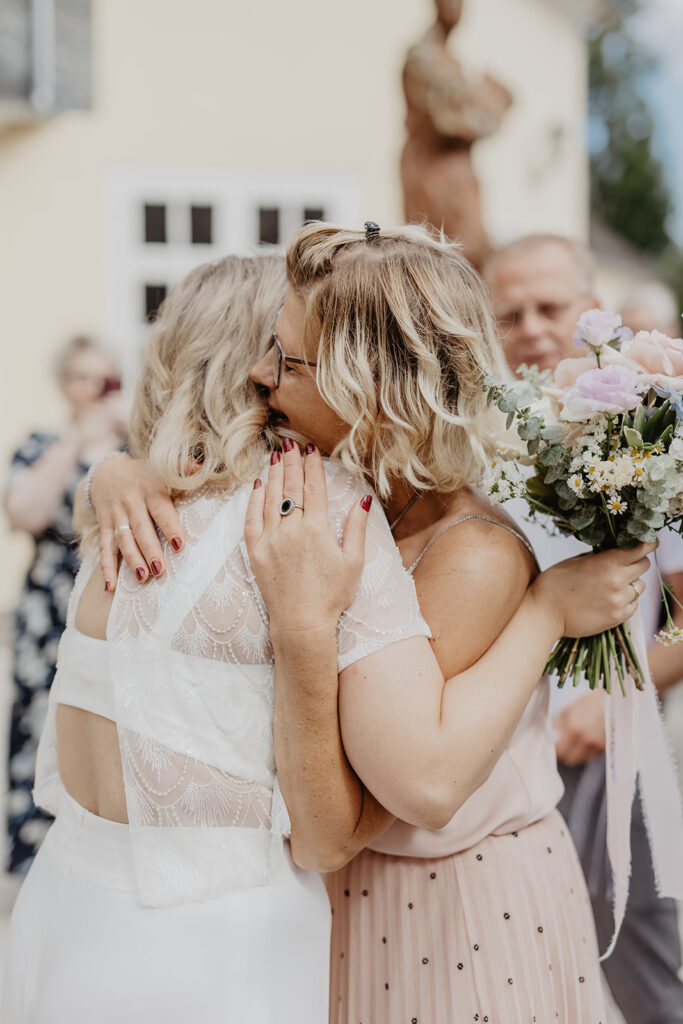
[389,490,423,532]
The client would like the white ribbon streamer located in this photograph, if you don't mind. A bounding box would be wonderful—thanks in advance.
[601,608,683,960]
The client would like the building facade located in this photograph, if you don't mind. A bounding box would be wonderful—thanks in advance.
[0,0,592,609]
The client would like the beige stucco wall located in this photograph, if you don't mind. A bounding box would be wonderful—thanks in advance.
[0,0,588,612]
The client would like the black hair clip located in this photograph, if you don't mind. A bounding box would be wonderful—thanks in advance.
[364,221,380,243]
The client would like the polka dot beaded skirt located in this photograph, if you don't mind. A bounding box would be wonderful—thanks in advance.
[326,811,606,1024]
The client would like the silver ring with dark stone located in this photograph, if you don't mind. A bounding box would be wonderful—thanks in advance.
[279,497,304,517]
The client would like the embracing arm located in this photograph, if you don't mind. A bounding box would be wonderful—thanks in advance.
[271,624,394,872]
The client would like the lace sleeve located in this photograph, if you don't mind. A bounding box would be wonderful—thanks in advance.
[323,462,431,672]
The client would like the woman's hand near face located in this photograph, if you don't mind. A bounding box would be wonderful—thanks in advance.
[88,454,183,590]
[244,442,373,637]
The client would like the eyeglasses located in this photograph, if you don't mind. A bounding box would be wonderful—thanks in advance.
[271,332,317,389]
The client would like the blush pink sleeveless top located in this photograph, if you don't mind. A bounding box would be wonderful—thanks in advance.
[368,514,564,859]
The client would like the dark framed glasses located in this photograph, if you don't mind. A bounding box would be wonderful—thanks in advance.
[271,332,317,389]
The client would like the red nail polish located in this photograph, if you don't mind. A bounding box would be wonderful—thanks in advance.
[361,495,372,512]
[270,450,281,465]
[305,443,315,455]
[136,567,146,581]
[151,560,162,577]
[253,478,262,489]
[171,537,182,551]
[104,580,111,592]
[282,437,294,453]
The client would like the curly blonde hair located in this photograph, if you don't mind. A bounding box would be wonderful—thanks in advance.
[286,222,506,498]
[131,253,286,492]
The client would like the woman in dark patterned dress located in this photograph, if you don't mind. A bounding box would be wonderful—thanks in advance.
[4,337,127,874]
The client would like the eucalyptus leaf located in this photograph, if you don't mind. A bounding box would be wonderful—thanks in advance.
[498,392,518,413]
[526,475,555,499]
[558,494,579,511]
[554,479,575,500]
[506,410,515,430]
[518,417,542,440]
[538,445,563,467]
[568,508,596,530]
[544,463,566,484]
[540,425,563,441]
[578,525,607,546]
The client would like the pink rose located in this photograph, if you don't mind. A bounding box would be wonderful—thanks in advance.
[622,331,683,378]
[559,365,643,422]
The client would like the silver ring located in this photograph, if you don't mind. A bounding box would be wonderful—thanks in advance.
[114,523,132,536]
[279,497,304,517]
[630,580,641,601]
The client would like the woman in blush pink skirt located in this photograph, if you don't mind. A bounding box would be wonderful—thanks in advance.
[326,680,604,1024]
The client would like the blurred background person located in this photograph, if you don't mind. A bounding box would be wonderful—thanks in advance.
[485,234,683,1024]
[620,280,682,339]
[3,336,128,877]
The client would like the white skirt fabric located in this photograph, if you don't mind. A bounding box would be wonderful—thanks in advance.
[2,791,331,1024]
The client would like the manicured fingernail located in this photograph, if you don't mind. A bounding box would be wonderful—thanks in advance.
[304,443,315,455]
[253,478,262,489]
[171,537,182,551]
[282,437,295,453]
[151,560,162,577]
[136,566,146,581]
[104,580,111,592]
[270,450,281,465]
[361,495,372,512]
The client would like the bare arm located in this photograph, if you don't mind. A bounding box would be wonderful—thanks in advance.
[272,625,394,872]
[6,432,84,535]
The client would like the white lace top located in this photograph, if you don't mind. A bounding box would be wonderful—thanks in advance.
[34,461,430,907]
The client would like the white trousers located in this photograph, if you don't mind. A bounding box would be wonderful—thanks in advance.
[2,792,331,1023]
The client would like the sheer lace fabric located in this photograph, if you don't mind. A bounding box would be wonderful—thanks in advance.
[35,460,430,907]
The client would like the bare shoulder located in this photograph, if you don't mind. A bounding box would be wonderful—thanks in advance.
[416,498,534,587]
[412,497,535,676]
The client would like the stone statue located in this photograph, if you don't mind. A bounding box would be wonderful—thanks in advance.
[401,0,513,269]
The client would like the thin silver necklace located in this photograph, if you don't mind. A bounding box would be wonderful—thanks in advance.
[389,490,423,532]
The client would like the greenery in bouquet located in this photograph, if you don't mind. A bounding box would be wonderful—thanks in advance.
[483,310,683,694]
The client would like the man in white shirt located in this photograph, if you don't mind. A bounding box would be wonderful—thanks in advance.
[485,234,683,1024]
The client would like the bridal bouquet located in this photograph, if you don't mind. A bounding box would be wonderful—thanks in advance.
[483,310,683,693]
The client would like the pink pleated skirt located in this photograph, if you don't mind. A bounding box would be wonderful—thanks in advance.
[326,810,606,1024]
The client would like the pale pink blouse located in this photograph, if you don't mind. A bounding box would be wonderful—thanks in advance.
[368,512,564,859]
[369,680,563,858]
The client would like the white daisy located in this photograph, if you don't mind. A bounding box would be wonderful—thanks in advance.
[606,495,628,515]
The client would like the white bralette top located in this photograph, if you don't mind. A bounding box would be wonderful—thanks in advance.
[51,628,114,722]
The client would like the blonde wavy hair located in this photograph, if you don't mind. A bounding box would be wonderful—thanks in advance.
[286,222,506,498]
[131,253,287,492]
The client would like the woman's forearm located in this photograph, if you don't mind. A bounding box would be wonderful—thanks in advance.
[271,624,394,872]
[5,433,82,535]
[340,582,562,830]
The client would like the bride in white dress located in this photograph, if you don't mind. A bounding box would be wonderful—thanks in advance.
[1,254,430,1023]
